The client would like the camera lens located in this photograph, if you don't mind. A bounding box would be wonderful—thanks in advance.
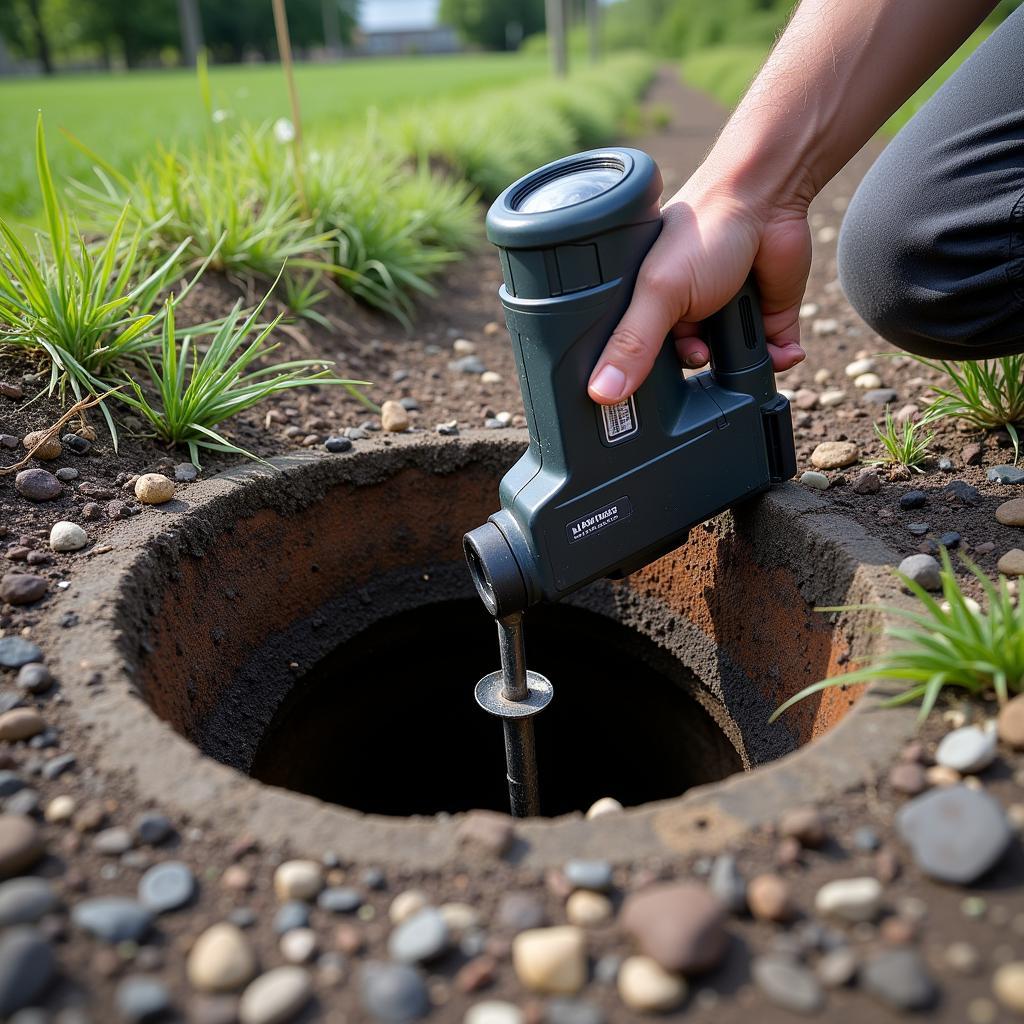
[515,165,623,214]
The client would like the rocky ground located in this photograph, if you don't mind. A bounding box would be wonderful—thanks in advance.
[0,68,1023,1022]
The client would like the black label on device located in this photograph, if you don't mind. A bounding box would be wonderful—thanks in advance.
[566,496,633,544]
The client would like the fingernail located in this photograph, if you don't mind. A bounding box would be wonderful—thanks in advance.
[590,364,626,401]
[684,350,703,367]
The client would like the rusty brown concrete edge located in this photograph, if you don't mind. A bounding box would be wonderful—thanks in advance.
[41,432,917,869]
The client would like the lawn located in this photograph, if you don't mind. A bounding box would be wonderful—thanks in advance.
[0,52,549,221]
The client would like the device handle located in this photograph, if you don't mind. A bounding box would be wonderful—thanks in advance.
[703,275,776,403]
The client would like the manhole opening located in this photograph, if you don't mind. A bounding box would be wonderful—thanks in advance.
[250,597,743,818]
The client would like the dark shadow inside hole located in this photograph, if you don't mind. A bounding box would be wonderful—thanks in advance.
[251,598,743,817]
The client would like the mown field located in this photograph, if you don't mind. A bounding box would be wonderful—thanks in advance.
[0,52,549,220]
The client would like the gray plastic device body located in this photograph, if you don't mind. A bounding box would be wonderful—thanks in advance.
[463,148,797,618]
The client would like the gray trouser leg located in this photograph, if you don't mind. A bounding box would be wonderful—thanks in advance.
[837,8,1024,359]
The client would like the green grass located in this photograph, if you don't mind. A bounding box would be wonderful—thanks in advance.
[0,53,548,221]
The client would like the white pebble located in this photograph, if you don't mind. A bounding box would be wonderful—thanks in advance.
[280,927,318,963]
[464,1002,524,1024]
[390,889,429,924]
[566,890,613,927]
[813,368,831,385]
[512,926,586,995]
[844,357,876,377]
[936,724,998,774]
[480,371,502,385]
[238,966,312,1024]
[49,521,88,552]
[815,877,883,922]
[134,473,175,504]
[453,338,476,356]
[817,225,837,244]
[585,796,623,819]
[818,390,846,408]
[854,372,883,389]
[273,860,323,902]
[799,303,819,319]
[44,794,76,823]
[800,471,829,490]
[618,956,687,1013]
[812,318,839,336]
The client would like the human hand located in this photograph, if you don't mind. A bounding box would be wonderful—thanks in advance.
[587,180,811,404]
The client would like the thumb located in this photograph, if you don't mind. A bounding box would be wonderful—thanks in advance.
[588,274,681,405]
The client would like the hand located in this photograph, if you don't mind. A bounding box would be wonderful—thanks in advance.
[587,180,811,404]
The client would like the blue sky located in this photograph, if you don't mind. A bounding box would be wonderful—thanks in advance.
[359,0,441,31]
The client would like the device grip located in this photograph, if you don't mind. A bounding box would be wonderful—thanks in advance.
[703,275,768,374]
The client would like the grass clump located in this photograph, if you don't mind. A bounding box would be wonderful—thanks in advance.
[869,407,938,473]
[918,355,1024,461]
[771,550,1023,724]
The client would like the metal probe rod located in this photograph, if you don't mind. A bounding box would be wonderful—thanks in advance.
[497,613,540,818]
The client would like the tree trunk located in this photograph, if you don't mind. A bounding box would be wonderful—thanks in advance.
[178,0,204,67]
[544,0,567,77]
[25,0,53,74]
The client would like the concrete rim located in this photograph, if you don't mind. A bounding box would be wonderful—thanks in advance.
[44,431,917,869]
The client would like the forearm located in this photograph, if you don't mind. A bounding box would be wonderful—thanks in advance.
[695,0,997,213]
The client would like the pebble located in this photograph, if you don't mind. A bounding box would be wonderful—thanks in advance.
[854,372,883,389]
[438,902,480,935]
[0,816,43,877]
[134,474,175,504]
[810,441,858,469]
[852,468,881,494]
[0,878,57,927]
[360,961,430,1022]
[388,907,449,964]
[946,941,981,975]
[753,955,825,1014]
[780,806,827,847]
[898,553,942,591]
[998,694,1024,749]
[939,530,961,548]
[0,573,47,606]
[993,962,1024,1014]
[800,302,819,318]
[464,1002,523,1024]
[989,465,1024,485]
[899,489,927,510]
[889,762,926,795]
[747,874,794,923]
[863,388,899,405]
[238,966,312,1024]
[998,549,1024,576]
[585,796,622,819]
[94,826,133,855]
[0,927,55,1016]
[566,891,612,927]
[455,811,514,856]
[318,887,361,914]
[188,923,257,992]
[617,956,686,1013]
[55,467,78,481]
[497,892,546,933]
[936,724,998,773]
[564,859,613,892]
[380,400,410,433]
[41,752,75,779]
[435,421,459,436]
[49,521,88,552]
[138,861,196,913]
[800,470,829,490]
[817,947,859,988]
[280,928,317,964]
[996,498,1024,527]
[0,708,45,742]
[173,463,199,482]
[324,436,352,453]
[512,926,586,995]
[812,318,839,337]
[72,897,153,943]
[815,877,882,922]
[544,999,605,1024]
[16,664,51,695]
[273,902,310,935]
[450,356,486,375]
[897,785,1011,883]
[21,431,61,460]
[845,357,875,376]
[134,812,173,846]
[0,774,25,798]
[453,338,476,355]
[818,389,846,408]
[862,949,936,1011]
[708,854,746,914]
[273,860,323,902]
[390,889,428,924]
[61,432,91,455]
[620,882,728,973]
[115,975,171,1023]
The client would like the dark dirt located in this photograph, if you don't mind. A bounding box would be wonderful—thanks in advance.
[0,66,1022,1022]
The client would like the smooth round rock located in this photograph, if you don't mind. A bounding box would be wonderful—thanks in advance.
[617,956,686,1013]
[94,826,133,855]
[44,795,75,823]
[708,854,746,914]
[817,947,859,988]
[993,962,1024,1014]
[0,573,47,607]
[753,955,825,1014]
[134,474,175,505]
[0,878,57,927]
[273,902,310,935]
[116,975,172,1022]
[134,812,174,846]
[14,470,61,502]
[0,708,45,743]
[22,431,61,460]
[899,553,942,591]
[360,961,430,1022]
[139,861,196,913]
[564,859,613,892]
[387,907,449,964]
[188,923,257,992]
[389,889,428,924]
[995,498,1024,527]
[380,401,410,433]
[464,1001,523,1024]
[889,761,926,796]
[584,797,622,819]
[238,966,312,1024]
[318,887,361,914]
[324,437,352,454]
[55,467,79,481]
[273,860,322,902]
[815,877,882,922]
[998,549,1024,576]
[800,470,829,490]
[16,664,52,694]
[810,441,858,469]
[497,891,546,933]
[0,639,42,669]
[439,902,481,935]
[998,694,1024,749]
[280,928,317,964]
[854,372,883,389]
[72,898,153,943]
[0,816,43,877]
[0,927,55,1016]
[845,357,875,376]
[989,465,1024,485]
[49,521,88,552]
[566,891,613,927]
[747,874,794,923]
[900,489,928,510]
[513,926,586,995]
[936,725,998,774]
[544,998,605,1024]
[862,949,936,1011]
[620,882,728,973]
[897,785,1011,884]
[174,463,199,482]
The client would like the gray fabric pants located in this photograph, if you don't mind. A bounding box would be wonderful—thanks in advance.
[837,7,1024,359]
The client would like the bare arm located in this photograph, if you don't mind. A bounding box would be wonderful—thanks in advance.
[588,0,998,405]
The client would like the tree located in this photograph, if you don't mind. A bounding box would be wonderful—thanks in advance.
[0,0,54,72]
[440,0,546,50]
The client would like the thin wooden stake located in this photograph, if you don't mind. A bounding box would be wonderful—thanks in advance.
[271,0,309,214]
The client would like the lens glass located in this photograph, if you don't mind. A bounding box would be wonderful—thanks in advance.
[516,165,623,214]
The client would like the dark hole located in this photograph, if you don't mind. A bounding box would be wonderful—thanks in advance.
[251,599,743,817]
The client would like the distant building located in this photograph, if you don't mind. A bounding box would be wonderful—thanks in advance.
[354,24,461,55]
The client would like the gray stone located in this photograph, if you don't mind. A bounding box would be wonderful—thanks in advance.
[988,465,1024,485]
[0,640,42,669]
[0,773,25,798]
[899,490,927,510]
[907,523,929,536]
[72,898,153,943]
[0,928,55,1016]
[0,574,47,606]
[448,356,486,375]
[862,388,899,405]
[3,790,39,817]
[387,907,449,964]
[816,947,858,988]
[273,901,310,935]
[708,854,746,914]
[324,437,352,454]
[943,480,981,506]
[116,975,171,1022]
[317,887,362,914]
[138,861,196,913]
[897,785,1011,884]
[898,553,942,591]
[935,724,997,774]
[134,813,173,846]
[14,470,61,502]
[359,961,430,1022]
[61,434,91,455]
[16,664,52,694]
[852,826,881,851]
[564,860,613,892]
[56,466,81,481]
[0,878,58,927]
[41,753,75,779]
[862,949,936,1011]
[497,891,546,933]
[93,827,133,856]
[238,966,311,1024]
[544,999,606,1024]
[752,955,825,1014]
[174,463,199,483]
